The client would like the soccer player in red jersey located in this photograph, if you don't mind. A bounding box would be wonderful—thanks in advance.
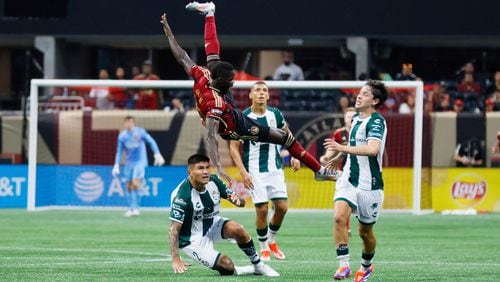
[160,10,335,184]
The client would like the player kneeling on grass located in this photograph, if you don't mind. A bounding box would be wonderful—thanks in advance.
[112,116,165,217]
[169,154,279,277]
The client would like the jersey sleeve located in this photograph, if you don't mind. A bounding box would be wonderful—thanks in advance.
[333,129,343,143]
[141,128,160,155]
[210,175,234,199]
[114,133,124,165]
[273,108,286,129]
[366,116,386,141]
[169,196,188,223]
[189,65,211,85]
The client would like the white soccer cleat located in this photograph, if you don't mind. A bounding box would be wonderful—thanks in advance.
[132,209,140,216]
[234,265,255,276]
[315,168,341,181]
[124,210,134,217]
[185,1,215,15]
[254,262,280,277]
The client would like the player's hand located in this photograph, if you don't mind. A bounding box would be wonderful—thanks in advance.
[172,257,191,273]
[160,14,173,36]
[290,157,301,172]
[216,166,233,185]
[112,164,120,177]
[324,138,343,152]
[229,193,244,207]
[154,153,165,166]
[240,171,254,190]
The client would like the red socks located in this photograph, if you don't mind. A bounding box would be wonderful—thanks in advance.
[287,140,321,172]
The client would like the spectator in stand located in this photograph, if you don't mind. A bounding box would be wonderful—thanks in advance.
[453,99,465,113]
[454,137,484,167]
[434,93,452,112]
[378,69,393,81]
[273,51,304,81]
[491,131,500,167]
[133,60,161,110]
[399,93,415,114]
[486,71,500,95]
[112,66,127,109]
[338,95,351,113]
[492,131,500,153]
[131,65,141,78]
[457,73,481,96]
[485,98,495,112]
[89,69,114,109]
[165,97,186,113]
[395,63,418,81]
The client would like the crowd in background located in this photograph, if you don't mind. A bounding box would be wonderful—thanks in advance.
[72,51,500,114]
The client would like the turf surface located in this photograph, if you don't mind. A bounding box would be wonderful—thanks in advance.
[1,210,499,281]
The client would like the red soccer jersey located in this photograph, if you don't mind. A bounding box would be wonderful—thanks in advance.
[190,65,236,135]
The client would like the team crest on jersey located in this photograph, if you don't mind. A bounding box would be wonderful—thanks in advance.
[250,126,260,135]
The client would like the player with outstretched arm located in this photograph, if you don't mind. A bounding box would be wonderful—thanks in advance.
[112,116,165,217]
[323,80,388,282]
[160,4,337,184]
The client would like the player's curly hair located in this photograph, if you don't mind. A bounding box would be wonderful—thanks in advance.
[210,61,235,80]
[366,80,388,109]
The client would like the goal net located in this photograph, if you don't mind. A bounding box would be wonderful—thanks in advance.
[28,79,429,213]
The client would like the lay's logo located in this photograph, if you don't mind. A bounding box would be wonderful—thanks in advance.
[451,174,487,207]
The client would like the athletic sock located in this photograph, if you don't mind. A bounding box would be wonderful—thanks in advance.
[287,140,321,172]
[361,252,375,270]
[129,190,138,210]
[268,223,280,243]
[238,239,260,265]
[256,228,269,250]
[204,15,220,61]
[336,244,350,267]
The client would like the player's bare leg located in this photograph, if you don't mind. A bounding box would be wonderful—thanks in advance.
[268,199,287,260]
[354,224,376,282]
[333,200,352,280]
[255,203,271,261]
[223,220,279,277]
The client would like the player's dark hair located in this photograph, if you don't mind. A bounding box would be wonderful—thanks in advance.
[188,154,210,165]
[124,116,134,121]
[211,61,235,80]
[366,80,388,109]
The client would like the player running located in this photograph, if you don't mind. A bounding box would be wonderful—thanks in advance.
[169,154,279,276]
[229,81,300,261]
[160,4,336,184]
[112,116,165,217]
[324,80,388,281]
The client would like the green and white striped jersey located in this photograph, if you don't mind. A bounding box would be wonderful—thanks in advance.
[169,175,233,248]
[343,112,387,190]
[242,107,286,173]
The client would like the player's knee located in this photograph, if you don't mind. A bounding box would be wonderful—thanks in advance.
[215,255,235,275]
[358,225,374,240]
[334,213,348,226]
[273,201,288,215]
[255,203,269,217]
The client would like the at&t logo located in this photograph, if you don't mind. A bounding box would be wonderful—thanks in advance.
[74,172,104,203]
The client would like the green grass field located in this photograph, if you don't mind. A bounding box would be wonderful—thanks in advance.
[1,210,499,281]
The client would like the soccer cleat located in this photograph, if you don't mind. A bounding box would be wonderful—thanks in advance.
[234,265,255,276]
[333,266,352,280]
[254,262,280,277]
[124,210,134,217]
[268,242,286,260]
[132,209,140,216]
[260,250,271,261]
[354,265,374,282]
[314,168,341,181]
[185,1,215,15]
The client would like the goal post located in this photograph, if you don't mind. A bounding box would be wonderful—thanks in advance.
[28,79,425,213]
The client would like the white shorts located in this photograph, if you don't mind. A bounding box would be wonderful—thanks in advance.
[181,216,229,269]
[333,177,384,224]
[250,170,287,205]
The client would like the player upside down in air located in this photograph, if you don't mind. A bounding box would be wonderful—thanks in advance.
[160,2,337,184]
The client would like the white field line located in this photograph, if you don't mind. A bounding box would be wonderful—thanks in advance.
[0,246,499,268]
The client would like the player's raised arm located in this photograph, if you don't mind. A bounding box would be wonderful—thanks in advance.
[143,131,165,166]
[205,117,232,184]
[160,13,195,74]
